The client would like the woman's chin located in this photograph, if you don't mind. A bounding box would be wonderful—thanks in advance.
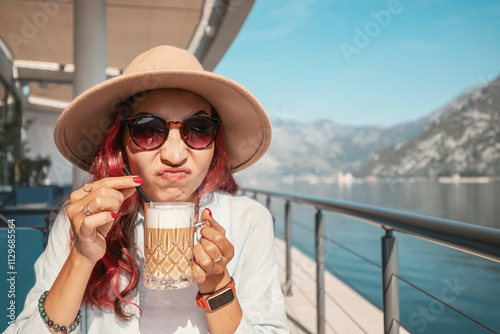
[151,189,191,203]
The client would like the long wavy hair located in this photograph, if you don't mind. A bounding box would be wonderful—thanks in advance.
[76,95,238,321]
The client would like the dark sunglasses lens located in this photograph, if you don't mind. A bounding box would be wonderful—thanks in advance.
[182,118,216,149]
[131,117,167,149]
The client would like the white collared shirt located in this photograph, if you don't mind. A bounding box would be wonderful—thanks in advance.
[4,192,289,333]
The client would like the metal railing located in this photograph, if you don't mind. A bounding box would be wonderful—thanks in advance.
[242,187,500,334]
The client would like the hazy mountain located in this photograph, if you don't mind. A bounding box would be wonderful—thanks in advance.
[237,110,430,182]
[236,75,500,183]
[358,75,500,177]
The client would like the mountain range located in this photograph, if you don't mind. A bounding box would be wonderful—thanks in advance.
[358,76,500,177]
[237,75,500,183]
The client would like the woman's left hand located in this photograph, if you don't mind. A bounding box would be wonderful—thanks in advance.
[193,208,234,294]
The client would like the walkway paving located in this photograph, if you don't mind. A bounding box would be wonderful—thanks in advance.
[274,239,410,334]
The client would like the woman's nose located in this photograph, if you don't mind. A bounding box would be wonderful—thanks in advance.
[159,127,188,166]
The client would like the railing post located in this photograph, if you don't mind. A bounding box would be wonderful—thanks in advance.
[285,200,292,296]
[382,229,400,334]
[315,209,325,334]
[266,196,275,235]
[252,191,257,200]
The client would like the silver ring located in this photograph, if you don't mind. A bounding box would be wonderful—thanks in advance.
[83,203,95,216]
[213,253,223,263]
[83,182,94,193]
[112,189,115,198]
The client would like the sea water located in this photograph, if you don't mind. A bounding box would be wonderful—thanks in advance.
[258,179,500,334]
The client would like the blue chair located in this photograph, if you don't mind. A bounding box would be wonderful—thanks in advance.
[0,227,44,332]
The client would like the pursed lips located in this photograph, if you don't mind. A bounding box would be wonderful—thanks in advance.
[158,167,191,182]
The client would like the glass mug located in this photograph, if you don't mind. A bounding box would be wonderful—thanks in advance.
[143,202,207,290]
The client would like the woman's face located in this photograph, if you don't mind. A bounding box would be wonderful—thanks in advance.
[123,89,214,202]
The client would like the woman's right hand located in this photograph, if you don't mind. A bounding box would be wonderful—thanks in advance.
[66,176,143,265]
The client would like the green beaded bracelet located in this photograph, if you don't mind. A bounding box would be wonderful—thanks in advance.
[38,291,81,333]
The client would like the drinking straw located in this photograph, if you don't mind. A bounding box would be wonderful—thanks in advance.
[122,167,151,203]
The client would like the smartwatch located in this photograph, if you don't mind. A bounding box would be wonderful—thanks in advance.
[196,278,236,311]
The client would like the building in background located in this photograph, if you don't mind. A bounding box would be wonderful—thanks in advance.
[0,0,256,186]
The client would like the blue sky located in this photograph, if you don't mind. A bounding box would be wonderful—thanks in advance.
[215,0,500,126]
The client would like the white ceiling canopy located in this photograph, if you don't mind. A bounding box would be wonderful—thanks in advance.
[0,0,255,111]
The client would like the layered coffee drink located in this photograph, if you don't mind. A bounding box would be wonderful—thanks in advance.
[145,227,193,281]
[144,202,195,289]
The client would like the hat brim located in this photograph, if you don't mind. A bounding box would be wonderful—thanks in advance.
[54,69,271,173]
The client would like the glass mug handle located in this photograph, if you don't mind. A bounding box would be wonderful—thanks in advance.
[194,219,216,244]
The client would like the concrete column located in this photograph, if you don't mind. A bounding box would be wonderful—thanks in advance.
[72,0,106,189]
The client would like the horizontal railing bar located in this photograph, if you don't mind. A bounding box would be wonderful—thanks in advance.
[325,320,338,334]
[324,289,369,334]
[294,220,316,234]
[292,220,383,269]
[293,250,380,309]
[324,234,381,269]
[394,273,497,333]
[277,214,382,268]
[281,215,493,332]
[293,276,318,308]
[244,187,500,263]
[325,264,381,308]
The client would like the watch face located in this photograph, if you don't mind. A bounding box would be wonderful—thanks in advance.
[208,288,235,310]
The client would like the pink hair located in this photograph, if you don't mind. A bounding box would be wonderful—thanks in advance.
[77,101,238,321]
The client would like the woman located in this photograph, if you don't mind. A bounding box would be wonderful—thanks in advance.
[5,46,288,333]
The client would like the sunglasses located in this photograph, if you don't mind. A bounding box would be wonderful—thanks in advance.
[122,114,221,150]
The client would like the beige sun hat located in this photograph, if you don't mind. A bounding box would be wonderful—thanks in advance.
[54,45,271,173]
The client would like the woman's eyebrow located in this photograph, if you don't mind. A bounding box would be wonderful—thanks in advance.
[193,110,210,116]
[131,109,210,118]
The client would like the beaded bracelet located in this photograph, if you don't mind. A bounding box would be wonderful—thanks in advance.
[38,291,81,333]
